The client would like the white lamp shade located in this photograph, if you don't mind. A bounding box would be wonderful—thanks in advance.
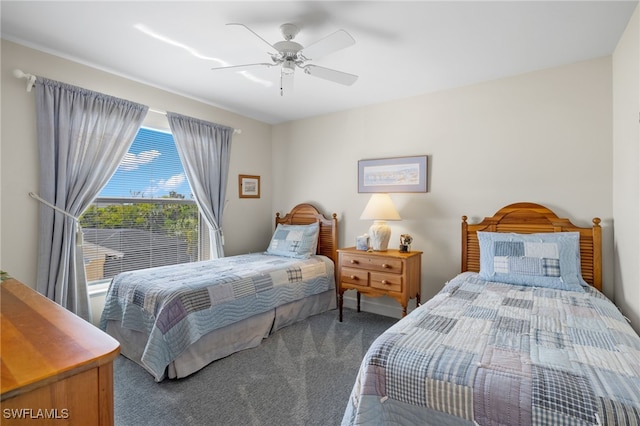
[360,194,400,251]
[359,194,401,221]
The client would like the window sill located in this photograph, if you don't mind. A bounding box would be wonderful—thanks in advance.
[88,280,111,297]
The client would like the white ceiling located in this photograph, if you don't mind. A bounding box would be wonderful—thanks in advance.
[1,1,637,124]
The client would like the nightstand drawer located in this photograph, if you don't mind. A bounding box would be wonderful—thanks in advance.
[341,253,369,270]
[341,253,403,274]
[340,267,369,286]
[370,272,402,292]
[367,257,403,274]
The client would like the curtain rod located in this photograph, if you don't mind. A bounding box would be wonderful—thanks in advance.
[13,69,36,92]
[148,108,242,135]
[14,69,242,135]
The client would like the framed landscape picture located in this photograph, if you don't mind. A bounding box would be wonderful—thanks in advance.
[358,155,427,193]
[239,174,260,198]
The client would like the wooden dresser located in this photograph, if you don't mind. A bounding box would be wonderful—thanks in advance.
[337,247,422,321]
[1,278,120,425]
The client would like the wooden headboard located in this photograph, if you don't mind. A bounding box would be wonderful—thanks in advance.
[275,203,339,266]
[461,202,602,291]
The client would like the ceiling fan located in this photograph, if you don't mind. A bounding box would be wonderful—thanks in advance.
[212,23,358,95]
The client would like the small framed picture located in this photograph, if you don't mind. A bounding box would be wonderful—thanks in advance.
[239,175,260,198]
[356,235,369,251]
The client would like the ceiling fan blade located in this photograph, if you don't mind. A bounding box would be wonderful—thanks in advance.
[301,30,355,60]
[211,63,274,71]
[227,23,276,50]
[303,65,358,86]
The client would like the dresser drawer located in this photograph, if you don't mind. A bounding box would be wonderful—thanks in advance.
[370,272,402,292]
[341,253,403,274]
[340,267,369,286]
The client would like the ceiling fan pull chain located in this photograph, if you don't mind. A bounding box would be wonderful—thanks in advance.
[280,72,284,96]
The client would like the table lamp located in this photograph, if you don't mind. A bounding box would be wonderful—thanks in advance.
[360,193,401,251]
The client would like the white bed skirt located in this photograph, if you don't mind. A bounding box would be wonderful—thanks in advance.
[106,289,337,380]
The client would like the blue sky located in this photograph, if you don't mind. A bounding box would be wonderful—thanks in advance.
[99,127,193,198]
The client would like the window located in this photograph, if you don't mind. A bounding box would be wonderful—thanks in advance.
[80,127,208,283]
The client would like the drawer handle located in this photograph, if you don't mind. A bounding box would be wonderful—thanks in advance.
[381,263,390,269]
[381,280,389,285]
[349,275,358,280]
[350,259,359,265]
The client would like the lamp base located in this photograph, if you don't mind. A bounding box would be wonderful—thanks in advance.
[368,220,391,251]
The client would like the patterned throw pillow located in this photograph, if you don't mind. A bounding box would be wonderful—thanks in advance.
[266,222,320,259]
[477,231,587,291]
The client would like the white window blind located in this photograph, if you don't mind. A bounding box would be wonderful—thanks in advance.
[80,127,208,283]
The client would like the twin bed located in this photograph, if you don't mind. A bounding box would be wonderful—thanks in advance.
[343,202,640,425]
[100,203,338,381]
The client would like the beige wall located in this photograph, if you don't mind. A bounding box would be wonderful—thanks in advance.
[273,57,616,319]
[0,40,273,289]
[613,5,640,333]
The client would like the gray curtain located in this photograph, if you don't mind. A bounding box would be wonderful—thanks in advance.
[166,112,233,258]
[35,77,148,320]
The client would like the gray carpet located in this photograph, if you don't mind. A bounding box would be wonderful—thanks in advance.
[113,308,397,426]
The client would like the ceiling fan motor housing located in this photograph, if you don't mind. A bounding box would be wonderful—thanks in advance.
[273,40,304,59]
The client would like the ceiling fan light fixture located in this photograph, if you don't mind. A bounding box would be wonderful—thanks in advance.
[282,60,296,75]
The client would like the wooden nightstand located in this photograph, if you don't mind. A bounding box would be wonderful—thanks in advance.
[337,247,422,321]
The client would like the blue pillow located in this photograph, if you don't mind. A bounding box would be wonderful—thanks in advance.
[477,231,587,291]
[266,222,319,259]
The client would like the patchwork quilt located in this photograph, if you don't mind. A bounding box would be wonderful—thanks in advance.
[100,253,334,381]
[343,272,640,425]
